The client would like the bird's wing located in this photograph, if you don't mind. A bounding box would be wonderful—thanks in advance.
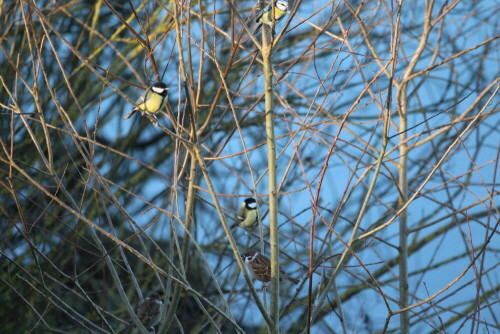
[237,205,246,220]
[136,89,148,105]
[252,255,272,277]
[137,300,159,321]
[129,89,148,114]
[255,4,272,23]
[259,254,272,266]
[136,301,149,320]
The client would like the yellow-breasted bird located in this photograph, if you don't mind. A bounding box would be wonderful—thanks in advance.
[231,197,258,229]
[253,0,289,36]
[123,82,169,120]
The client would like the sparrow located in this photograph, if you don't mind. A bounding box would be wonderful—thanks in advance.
[241,250,299,285]
[135,292,163,329]
[231,197,258,229]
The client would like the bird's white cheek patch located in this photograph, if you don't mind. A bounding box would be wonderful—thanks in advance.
[248,203,257,209]
[152,87,166,93]
[277,3,287,11]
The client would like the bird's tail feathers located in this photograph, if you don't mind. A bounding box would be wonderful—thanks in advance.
[284,275,300,285]
[123,108,138,120]
[253,24,263,35]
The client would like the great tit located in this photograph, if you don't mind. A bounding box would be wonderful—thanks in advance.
[123,82,169,120]
[254,0,289,36]
[231,197,258,229]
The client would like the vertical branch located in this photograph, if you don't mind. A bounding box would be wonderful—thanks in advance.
[396,1,434,332]
[261,11,280,334]
[392,1,409,332]
[397,90,410,334]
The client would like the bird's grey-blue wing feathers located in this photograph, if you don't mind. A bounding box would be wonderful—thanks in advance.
[256,4,272,23]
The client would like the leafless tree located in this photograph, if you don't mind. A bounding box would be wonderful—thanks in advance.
[1,0,498,333]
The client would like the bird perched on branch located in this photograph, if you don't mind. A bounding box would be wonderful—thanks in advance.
[241,249,299,285]
[253,0,289,36]
[123,82,169,120]
[135,292,164,330]
[231,197,258,229]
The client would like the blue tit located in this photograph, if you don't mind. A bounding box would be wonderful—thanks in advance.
[231,197,258,229]
[254,0,289,36]
[123,82,169,120]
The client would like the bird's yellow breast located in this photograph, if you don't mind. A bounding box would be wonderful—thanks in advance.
[260,7,287,24]
[137,93,165,114]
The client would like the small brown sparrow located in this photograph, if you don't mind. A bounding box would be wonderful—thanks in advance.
[135,292,163,329]
[241,250,299,285]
